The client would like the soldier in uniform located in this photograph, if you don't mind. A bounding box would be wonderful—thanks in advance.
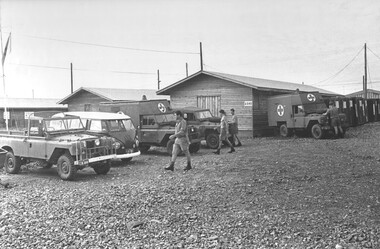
[229,108,242,147]
[213,109,235,155]
[323,101,344,138]
[164,111,192,171]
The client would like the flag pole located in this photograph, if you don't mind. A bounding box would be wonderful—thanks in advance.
[0,30,9,131]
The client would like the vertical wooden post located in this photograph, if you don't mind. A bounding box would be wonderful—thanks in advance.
[70,63,74,94]
[186,63,188,77]
[364,43,367,100]
[200,42,203,71]
[157,69,160,90]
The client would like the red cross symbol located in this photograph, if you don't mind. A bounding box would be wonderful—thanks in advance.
[277,105,284,116]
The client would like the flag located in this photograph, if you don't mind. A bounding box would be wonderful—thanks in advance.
[2,33,11,66]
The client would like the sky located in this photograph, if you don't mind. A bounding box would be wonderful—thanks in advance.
[1,0,380,99]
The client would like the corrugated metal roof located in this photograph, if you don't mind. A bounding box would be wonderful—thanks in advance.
[0,98,67,109]
[346,89,380,97]
[58,87,169,104]
[157,71,339,96]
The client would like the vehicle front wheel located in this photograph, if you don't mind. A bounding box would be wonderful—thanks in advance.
[206,133,219,149]
[57,153,77,180]
[279,124,292,137]
[189,142,201,153]
[139,145,151,153]
[93,161,111,175]
[4,152,21,174]
[311,124,324,139]
[121,158,132,163]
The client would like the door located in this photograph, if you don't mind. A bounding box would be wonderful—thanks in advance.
[197,96,221,116]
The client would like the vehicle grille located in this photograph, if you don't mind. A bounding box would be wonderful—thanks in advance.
[86,140,95,148]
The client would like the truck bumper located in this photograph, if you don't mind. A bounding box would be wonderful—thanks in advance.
[114,151,141,159]
[74,151,140,166]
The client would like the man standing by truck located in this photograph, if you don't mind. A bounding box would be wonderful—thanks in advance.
[164,111,192,171]
[214,110,235,155]
[229,108,242,147]
[323,101,344,138]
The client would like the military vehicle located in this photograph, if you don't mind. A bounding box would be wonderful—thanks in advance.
[99,100,202,154]
[0,112,126,180]
[268,92,348,139]
[56,112,140,163]
[175,107,221,149]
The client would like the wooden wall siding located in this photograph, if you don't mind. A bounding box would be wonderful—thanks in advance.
[197,96,221,116]
[169,74,253,133]
[67,91,108,111]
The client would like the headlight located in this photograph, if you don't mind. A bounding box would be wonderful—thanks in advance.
[95,139,100,146]
[135,139,139,147]
[113,142,121,149]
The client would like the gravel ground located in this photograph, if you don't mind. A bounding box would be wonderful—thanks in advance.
[1,123,380,249]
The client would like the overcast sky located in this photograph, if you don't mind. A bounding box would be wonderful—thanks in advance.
[1,0,380,99]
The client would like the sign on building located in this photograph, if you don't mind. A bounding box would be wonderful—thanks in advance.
[3,111,9,120]
[244,101,252,107]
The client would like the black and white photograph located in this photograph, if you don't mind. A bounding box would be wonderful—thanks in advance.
[0,0,379,248]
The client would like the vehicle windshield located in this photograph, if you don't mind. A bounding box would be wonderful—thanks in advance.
[303,102,328,114]
[154,113,177,123]
[194,110,213,119]
[44,118,85,133]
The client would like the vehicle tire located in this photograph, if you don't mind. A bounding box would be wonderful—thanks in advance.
[139,145,151,153]
[166,140,183,156]
[206,133,219,149]
[4,152,21,174]
[279,124,292,137]
[189,142,201,153]
[93,161,111,175]
[121,157,132,163]
[311,124,324,139]
[57,152,77,180]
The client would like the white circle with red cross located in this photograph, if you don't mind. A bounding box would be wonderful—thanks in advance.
[277,104,285,116]
[307,93,316,102]
[158,103,166,113]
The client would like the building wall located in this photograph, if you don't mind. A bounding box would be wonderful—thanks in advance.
[0,108,68,130]
[67,91,109,111]
[168,74,254,137]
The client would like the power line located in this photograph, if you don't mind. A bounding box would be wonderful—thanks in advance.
[18,33,199,55]
[10,62,157,75]
[367,46,380,61]
[313,46,364,85]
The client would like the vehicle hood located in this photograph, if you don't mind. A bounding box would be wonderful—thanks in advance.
[51,133,99,141]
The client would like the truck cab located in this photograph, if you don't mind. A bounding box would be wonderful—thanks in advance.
[99,100,202,154]
[268,92,348,139]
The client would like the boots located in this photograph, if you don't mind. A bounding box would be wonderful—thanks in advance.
[213,149,220,155]
[184,162,192,171]
[228,147,236,153]
[164,162,174,171]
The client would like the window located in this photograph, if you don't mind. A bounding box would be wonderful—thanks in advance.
[142,116,156,126]
[84,104,91,111]
[197,96,221,117]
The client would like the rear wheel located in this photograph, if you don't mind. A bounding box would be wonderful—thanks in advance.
[189,142,201,153]
[311,124,324,139]
[57,152,77,180]
[93,161,111,175]
[4,152,21,174]
[206,133,219,149]
[279,124,292,137]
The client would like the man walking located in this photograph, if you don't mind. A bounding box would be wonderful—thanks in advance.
[164,111,192,171]
[323,101,344,138]
[229,108,242,147]
[214,109,235,155]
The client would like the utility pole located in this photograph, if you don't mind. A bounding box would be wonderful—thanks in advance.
[186,63,188,77]
[157,69,161,90]
[70,63,74,94]
[364,43,367,100]
[200,42,203,71]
